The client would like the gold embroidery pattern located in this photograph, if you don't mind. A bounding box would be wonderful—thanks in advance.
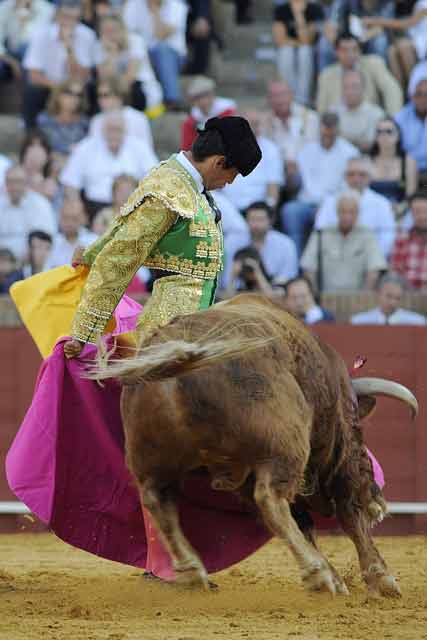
[136,276,205,344]
[143,251,221,280]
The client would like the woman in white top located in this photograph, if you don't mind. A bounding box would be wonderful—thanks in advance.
[94,13,163,115]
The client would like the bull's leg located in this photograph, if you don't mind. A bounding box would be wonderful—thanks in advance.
[140,479,209,589]
[254,464,337,595]
[337,506,401,598]
[291,508,349,595]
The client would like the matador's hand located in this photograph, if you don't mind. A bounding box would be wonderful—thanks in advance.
[64,339,84,359]
[71,246,85,267]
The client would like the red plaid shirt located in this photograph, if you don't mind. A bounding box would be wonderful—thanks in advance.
[391,229,427,289]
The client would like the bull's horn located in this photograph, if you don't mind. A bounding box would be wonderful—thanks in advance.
[352,377,418,420]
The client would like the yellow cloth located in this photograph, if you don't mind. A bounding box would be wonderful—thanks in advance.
[10,266,116,358]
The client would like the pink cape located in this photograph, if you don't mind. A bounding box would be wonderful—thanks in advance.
[5,298,384,575]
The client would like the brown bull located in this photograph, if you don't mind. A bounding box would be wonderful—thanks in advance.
[93,294,418,597]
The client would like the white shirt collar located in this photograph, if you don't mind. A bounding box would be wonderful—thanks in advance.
[175,151,204,193]
[305,305,324,324]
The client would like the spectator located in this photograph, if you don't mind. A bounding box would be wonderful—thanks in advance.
[0,248,23,293]
[22,229,53,276]
[185,0,213,75]
[19,130,59,203]
[90,77,155,152]
[91,173,138,234]
[332,69,385,152]
[282,275,335,324]
[44,196,97,269]
[280,111,358,256]
[242,201,298,284]
[22,0,97,128]
[261,80,319,167]
[391,191,427,289]
[301,189,387,292]
[316,32,403,115]
[223,246,275,298]
[370,117,418,215]
[0,154,12,190]
[181,76,236,151]
[317,0,347,71]
[348,0,393,61]
[0,0,54,85]
[363,2,427,88]
[351,271,426,324]
[94,14,163,114]
[234,0,253,24]
[316,156,395,257]
[0,164,57,261]
[273,0,324,106]
[123,0,188,110]
[222,109,284,212]
[36,80,89,155]
[395,74,427,176]
[60,111,158,221]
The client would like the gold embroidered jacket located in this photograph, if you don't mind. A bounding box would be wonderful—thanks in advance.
[71,156,223,343]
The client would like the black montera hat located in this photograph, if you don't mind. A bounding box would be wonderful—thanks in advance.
[204,116,262,176]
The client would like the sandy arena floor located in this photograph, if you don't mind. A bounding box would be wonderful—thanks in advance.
[0,533,426,640]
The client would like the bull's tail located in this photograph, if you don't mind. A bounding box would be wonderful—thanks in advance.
[87,334,272,385]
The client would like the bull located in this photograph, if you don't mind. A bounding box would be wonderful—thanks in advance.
[92,294,418,597]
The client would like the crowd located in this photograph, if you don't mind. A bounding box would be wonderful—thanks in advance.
[1,0,427,325]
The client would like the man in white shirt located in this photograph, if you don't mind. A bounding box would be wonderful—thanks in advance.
[212,189,250,288]
[351,272,426,325]
[0,164,57,261]
[280,111,358,256]
[0,154,11,190]
[315,156,395,258]
[123,0,188,108]
[22,0,97,127]
[44,196,97,270]
[222,109,284,212]
[60,111,158,222]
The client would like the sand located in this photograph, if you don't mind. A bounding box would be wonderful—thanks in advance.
[0,533,426,640]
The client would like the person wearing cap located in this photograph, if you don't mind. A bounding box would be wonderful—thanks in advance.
[180,75,237,151]
[64,115,262,359]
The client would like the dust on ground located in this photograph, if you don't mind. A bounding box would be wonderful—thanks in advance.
[0,533,426,640]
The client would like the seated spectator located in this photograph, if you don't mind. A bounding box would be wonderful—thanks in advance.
[222,109,283,212]
[180,76,236,151]
[0,154,12,190]
[370,117,418,215]
[395,74,427,177]
[261,80,319,174]
[301,190,387,292]
[316,32,403,115]
[0,0,54,85]
[0,248,23,293]
[273,0,324,106]
[351,271,426,324]
[280,111,358,256]
[347,0,393,61]
[185,0,213,75]
[123,0,188,110]
[19,130,60,203]
[223,246,275,299]
[317,0,347,71]
[90,77,155,152]
[282,275,335,324]
[391,190,427,289]
[0,164,56,261]
[95,13,163,115]
[60,111,158,222]
[22,0,97,128]
[36,80,89,155]
[316,156,395,257]
[92,173,138,234]
[363,2,427,88]
[44,196,97,269]
[332,69,385,152]
[242,201,298,284]
[22,229,53,277]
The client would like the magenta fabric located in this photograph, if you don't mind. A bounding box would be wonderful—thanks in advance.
[6,317,385,575]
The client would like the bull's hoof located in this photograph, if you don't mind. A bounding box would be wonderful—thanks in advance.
[302,562,337,595]
[332,575,350,596]
[370,574,401,599]
[174,567,210,590]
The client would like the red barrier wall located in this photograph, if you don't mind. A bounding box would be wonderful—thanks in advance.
[1,326,426,533]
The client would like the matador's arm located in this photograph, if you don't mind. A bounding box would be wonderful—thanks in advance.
[71,197,176,343]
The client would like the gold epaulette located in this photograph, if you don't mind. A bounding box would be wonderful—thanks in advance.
[120,159,199,220]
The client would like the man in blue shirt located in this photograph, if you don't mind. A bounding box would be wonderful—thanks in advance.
[395,76,427,173]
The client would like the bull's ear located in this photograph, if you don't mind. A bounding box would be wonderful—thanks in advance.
[358,395,377,420]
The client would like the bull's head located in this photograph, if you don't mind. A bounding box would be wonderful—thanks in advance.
[353,378,418,421]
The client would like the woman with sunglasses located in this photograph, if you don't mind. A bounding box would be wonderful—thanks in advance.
[369,117,418,218]
[36,80,89,155]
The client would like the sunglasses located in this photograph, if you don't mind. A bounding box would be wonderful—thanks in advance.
[98,91,113,98]
[376,127,396,135]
